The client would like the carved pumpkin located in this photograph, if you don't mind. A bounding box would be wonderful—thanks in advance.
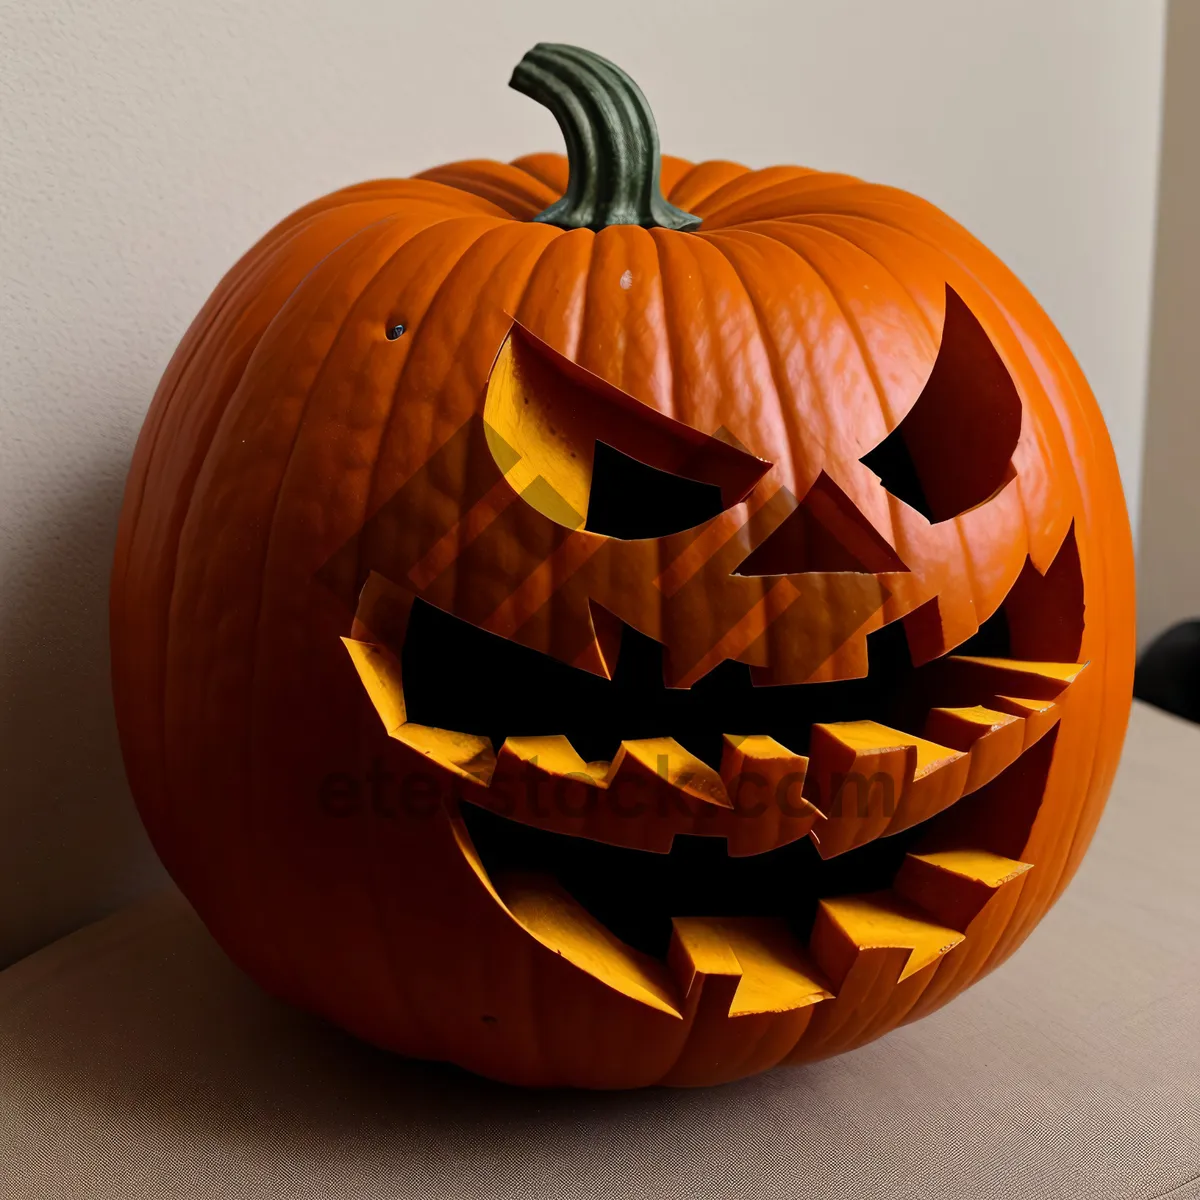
[111,43,1135,1088]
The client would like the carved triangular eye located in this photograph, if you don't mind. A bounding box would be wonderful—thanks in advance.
[484,324,771,536]
[735,472,907,576]
[861,285,1022,523]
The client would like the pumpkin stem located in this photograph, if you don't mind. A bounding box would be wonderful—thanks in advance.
[509,44,701,233]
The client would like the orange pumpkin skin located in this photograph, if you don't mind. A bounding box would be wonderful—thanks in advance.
[112,126,1135,1087]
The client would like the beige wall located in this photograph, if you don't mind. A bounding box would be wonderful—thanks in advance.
[0,0,1167,965]
[1139,0,1200,649]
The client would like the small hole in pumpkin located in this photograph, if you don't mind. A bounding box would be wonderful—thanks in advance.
[386,323,406,340]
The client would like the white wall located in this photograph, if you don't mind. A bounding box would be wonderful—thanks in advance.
[0,0,1166,964]
[1139,0,1200,649]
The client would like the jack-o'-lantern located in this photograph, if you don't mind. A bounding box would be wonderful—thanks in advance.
[110,43,1135,1088]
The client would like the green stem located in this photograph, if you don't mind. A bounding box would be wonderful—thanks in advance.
[509,43,700,233]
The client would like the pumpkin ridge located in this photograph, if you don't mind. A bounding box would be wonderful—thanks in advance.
[346,218,554,595]
[996,343,1129,959]
[753,222,908,432]
[699,227,833,496]
[665,159,751,213]
[513,226,596,363]
[645,226,678,423]
[508,152,570,193]
[347,222,568,639]
[414,161,556,219]
[166,217,421,981]
[694,229,819,504]
[286,178,518,225]
[701,175,871,228]
[759,215,943,339]
[115,202,374,584]
[248,213,496,617]
[713,218,941,605]
[119,207,400,859]
[232,214,521,1033]
[707,221,912,577]
[686,165,827,221]
[657,154,695,199]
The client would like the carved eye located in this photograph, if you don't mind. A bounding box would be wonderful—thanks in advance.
[585,441,726,539]
[861,285,1022,524]
[484,324,771,537]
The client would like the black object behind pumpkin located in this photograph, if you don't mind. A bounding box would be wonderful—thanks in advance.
[1134,619,1200,724]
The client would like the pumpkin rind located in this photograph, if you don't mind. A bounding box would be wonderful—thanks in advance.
[112,136,1134,1087]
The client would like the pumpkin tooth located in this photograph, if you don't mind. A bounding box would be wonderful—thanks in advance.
[718,735,817,857]
[483,735,732,853]
[805,721,969,859]
[492,871,681,1017]
[341,637,407,733]
[487,734,660,846]
[923,705,1027,794]
[894,849,1033,932]
[809,890,965,990]
[661,916,833,1087]
[669,917,831,1019]
[943,655,1089,701]
[391,724,496,784]
[989,694,1063,749]
[342,636,496,784]
[600,729,729,835]
[782,889,968,1065]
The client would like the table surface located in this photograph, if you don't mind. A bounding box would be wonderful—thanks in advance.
[1,700,1197,1200]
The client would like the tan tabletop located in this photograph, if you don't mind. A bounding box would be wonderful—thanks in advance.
[1,700,1197,1199]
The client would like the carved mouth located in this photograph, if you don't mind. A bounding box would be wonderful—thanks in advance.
[343,573,1083,1016]
[329,286,1087,1033]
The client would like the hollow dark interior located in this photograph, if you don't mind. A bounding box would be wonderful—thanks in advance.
[860,427,934,522]
[403,596,1028,960]
[404,600,1016,768]
[460,801,929,959]
[584,439,727,539]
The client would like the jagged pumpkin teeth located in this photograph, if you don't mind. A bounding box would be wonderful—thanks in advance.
[894,849,1033,933]
[495,734,606,783]
[340,638,407,733]
[483,735,735,853]
[810,891,966,990]
[494,871,682,1017]
[923,705,1027,794]
[806,721,970,860]
[343,625,1079,867]
[943,656,1089,701]
[393,725,497,785]
[606,739,730,808]
[719,735,817,858]
[990,694,1064,749]
[668,918,832,1019]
